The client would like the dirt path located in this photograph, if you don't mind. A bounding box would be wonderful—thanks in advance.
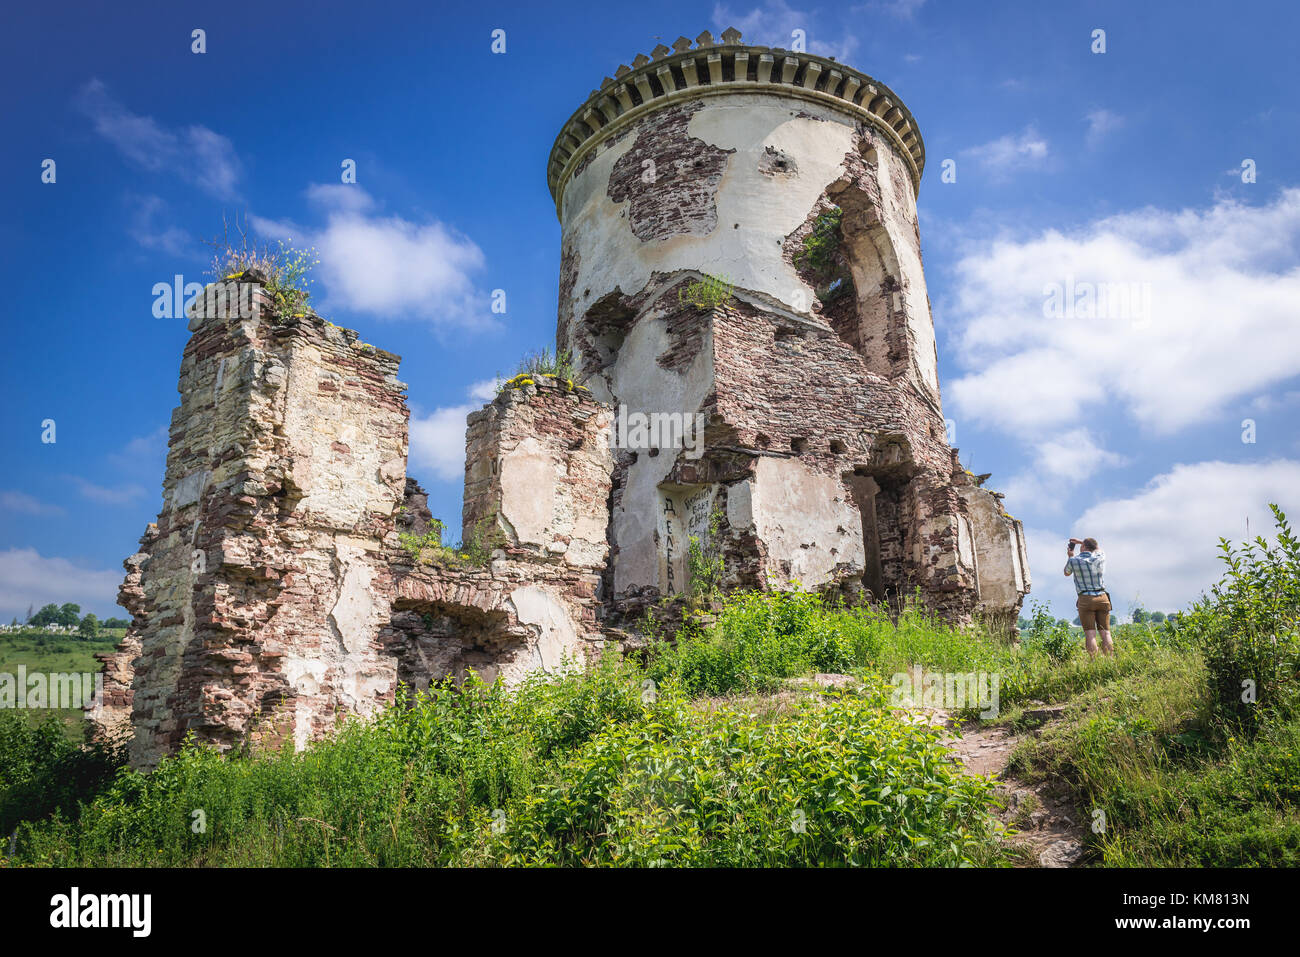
[938,706,1087,867]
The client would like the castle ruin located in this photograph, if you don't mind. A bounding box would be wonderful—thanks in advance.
[90,30,1029,767]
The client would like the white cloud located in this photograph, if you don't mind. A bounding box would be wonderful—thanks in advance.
[467,378,501,403]
[1035,429,1125,478]
[1084,108,1124,148]
[863,0,925,19]
[107,426,169,474]
[75,79,241,199]
[409,379,501,483]
[712,0,859,61]
[67,477,147,506]
[960,126,1049,179]
[252,186,492,328]
[945,188,1300,436]
[0,491,64,517]
[126,195,189,255]
[1249,389,1300,413]
[1023,459,1300,618]
[0,548,123,622]
[1000,429,1125,513]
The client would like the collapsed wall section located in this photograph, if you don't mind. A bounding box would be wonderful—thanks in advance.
[91,286,620,764]
[956,473,1033,629]
[388,376,614,687]
[686,296,983,619]
[102,282,409,767]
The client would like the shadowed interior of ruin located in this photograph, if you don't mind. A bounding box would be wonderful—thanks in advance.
[384,600,523,692]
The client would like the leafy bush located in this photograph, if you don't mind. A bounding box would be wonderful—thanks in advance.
[686,508,726,603]
[1183,504,1300,728]
[398,516,492,568]
[506,675,1002,867]
[0,713,125,834]
[2,661,1002,868]
[645,590,830,695]
[795,207,843,276]
[1021,601,1075,663]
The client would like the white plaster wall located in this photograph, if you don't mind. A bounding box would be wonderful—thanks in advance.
[959,487,1029,611]
[498,435,556,546]
[504,585,584,682]
[752,456,865,589]
[561,94,858,337]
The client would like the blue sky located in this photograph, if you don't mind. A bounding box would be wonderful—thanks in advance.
[2,0,1298,623]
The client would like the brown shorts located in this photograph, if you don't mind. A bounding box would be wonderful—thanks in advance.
[1077,592,1112,630]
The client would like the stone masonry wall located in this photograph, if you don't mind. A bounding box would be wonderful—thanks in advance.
[111,281,409,767]
[93,306,617,764]
[387,375,614,688]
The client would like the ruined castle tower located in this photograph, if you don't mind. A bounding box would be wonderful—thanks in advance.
[549,29,1029,621]
[92,29,1029,765]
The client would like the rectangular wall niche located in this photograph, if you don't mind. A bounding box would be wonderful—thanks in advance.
[657,483,716,596]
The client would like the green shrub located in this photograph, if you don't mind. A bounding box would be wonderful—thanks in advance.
[795,207,843,276]
[0,713,125,835]
[1183,504,1300,729]
[506,674,1002,867]
[686,509,726,603]
[398,516,492,568]
[1021,601,1074,663]
[3,662,1004,868]
[645,590,830,695]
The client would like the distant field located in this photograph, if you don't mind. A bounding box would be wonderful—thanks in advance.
[0,632,122,735]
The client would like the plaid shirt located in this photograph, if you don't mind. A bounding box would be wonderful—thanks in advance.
[1065,549,1106,595]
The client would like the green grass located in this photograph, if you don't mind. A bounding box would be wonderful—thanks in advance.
[0,634,121,734]
[0,595,1239,870]
[1007,651,1300,866]
[2,663,1001,867]
[3,509,1298,867]
[643,590,1189,715]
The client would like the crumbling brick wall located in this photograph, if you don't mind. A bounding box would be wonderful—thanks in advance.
[462,376,613,571]
[92,306,616,764]
[389,376,614,688]
[109,283,409,767]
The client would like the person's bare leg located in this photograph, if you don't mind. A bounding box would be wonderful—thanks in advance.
[1084,628,1099,658]
[1099,629,1114,657]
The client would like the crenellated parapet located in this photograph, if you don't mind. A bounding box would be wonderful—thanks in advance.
[546,27,926,214]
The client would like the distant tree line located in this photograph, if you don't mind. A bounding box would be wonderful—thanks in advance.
[7,603,129,638]
[1017,607,1181,631]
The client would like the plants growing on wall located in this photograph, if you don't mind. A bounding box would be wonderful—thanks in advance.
[204,213,319,319]
[678,273,734,311]
[497,347,587,393]
[794,206,851,306]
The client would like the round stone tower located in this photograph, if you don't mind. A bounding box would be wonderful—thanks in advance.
[547,29,1029,626]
